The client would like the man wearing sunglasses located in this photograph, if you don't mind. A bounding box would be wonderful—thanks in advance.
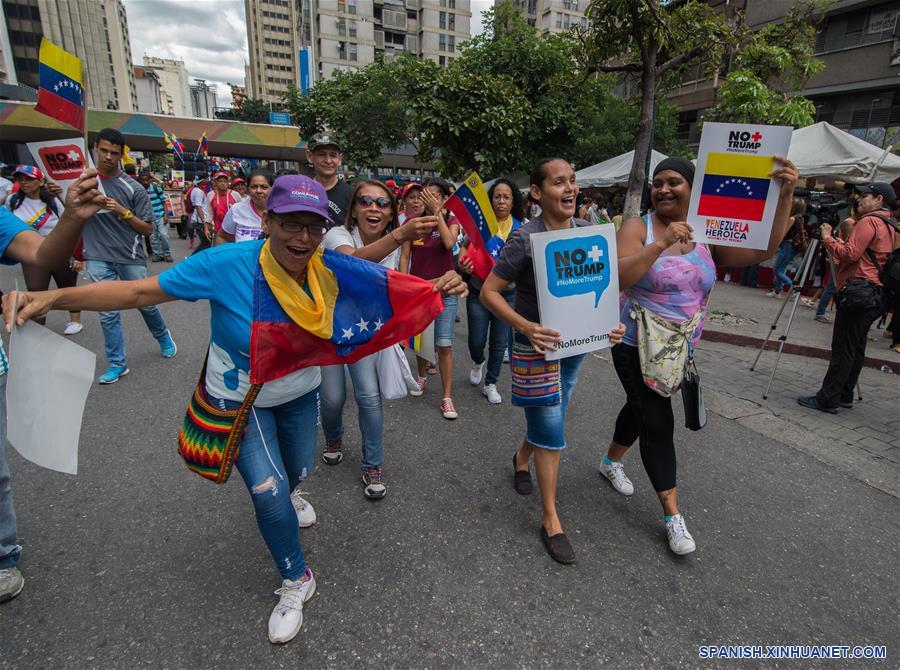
[306,133,352,229]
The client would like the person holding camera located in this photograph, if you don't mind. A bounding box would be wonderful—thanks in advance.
[798,182,898,413]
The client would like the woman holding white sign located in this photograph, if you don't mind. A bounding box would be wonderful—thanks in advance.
[602,156,797,556]
[481,158,625,565]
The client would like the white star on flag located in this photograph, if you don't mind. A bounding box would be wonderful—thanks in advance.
[341,327,354,341]
[373,318,384,332]
[356,318,370,332]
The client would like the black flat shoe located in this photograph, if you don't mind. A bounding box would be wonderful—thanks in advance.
[540,526,575,564]
[797,395,838,414]
[513,452,532,495]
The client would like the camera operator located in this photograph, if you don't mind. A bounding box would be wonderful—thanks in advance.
[798,182,898,413]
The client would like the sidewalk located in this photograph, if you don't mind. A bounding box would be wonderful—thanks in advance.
[703,280,899,371]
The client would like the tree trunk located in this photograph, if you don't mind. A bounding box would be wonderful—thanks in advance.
[624,39,658,220]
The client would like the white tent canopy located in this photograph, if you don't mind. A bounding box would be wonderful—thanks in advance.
[575,149,669,188]
[788,121,900,184]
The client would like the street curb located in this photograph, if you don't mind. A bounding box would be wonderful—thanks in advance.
[701,329,900,374]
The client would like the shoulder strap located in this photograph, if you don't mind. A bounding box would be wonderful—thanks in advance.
[863,213,898,272]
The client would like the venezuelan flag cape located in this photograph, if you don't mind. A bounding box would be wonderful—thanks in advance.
[34,39,85,132]
[698,152,773,222]
[445,171,514,281]
[250,244,444,383]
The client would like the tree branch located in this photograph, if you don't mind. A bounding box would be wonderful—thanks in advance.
[657,45,704,75]
[597,62,643,73]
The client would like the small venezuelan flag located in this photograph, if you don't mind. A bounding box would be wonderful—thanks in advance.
[34,39,85,131]
[196,132,209,160]
[698,152,774,222]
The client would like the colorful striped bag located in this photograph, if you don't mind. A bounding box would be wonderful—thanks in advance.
[510,335,562,407]
[177,356,262,484]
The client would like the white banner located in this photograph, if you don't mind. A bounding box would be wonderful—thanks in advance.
[687,122,792,250]
[6,321,96,475]
[530,224,619,361]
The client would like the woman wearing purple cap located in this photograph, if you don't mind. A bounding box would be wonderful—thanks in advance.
[4,174,465,645]
[601,155,798,557]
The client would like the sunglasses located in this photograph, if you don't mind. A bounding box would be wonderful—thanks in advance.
[356,195,392,208]
[277,220,327,236]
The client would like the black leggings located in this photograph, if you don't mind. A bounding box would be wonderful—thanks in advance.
[611,344,677,492]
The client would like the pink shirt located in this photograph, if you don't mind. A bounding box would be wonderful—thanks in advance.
[823,212,896,290]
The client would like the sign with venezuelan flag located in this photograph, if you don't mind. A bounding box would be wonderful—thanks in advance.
[34,39,85,132]
[687,122,793,250]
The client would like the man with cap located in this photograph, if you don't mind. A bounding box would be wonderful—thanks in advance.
[206,171,242,237]
[798,182,899,413]
[306,133,352,228]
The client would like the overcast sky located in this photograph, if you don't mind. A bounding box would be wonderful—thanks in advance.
[123,0,493,108]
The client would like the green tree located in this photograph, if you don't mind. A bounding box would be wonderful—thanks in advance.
[282,54,434,170]
[578,0,730,216]
[215,97,272,124]
[703,1,827,127]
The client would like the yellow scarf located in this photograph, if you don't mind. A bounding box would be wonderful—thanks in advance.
[259,241,338,339]
[496,215,514,241]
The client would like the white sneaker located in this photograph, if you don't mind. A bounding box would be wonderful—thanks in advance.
[469,361,485,385]
[503,350,510,364]
[0,567,25,602]
[599,458,634,496]
[665,514,696,555]
[268,570,316,644]
[290,489,317,528]
[482,383,502,404]
[63,321,83,335]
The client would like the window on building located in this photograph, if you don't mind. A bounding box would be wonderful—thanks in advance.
[350,20,358,38]
[815,4,899,53]
[439,55,446,66]
[439,11,446,29]
[338,17,346,36]
[347,0,357,15]
[448,35,455,51]
[563,0,578,10]
[439,33,447,51]
[449,14,455,31]
[350,43,358,61]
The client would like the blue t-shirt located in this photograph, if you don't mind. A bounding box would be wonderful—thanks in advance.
[0,208,34,376]
[157,241,320,406]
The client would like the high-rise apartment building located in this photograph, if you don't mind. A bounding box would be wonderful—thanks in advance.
[1,0,137,110]
[0,9,16,84]
[507,0,587,34]
[143,55,192,117]
[190,78,218,119]
[246,0,471,104]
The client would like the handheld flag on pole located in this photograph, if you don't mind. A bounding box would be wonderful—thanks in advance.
[195,132,208,161]
[444,171,520,281]
[34,39,85,132]
[250,245,443,383]
[163,131,185,162]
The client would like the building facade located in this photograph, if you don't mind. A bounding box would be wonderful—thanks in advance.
[246,0,471,103]
[2,0,137,110]
[190,78,218,119]
[669,0,900,150]
[134,65,163,114]
[507,0,587,35]
[142,56,192,117]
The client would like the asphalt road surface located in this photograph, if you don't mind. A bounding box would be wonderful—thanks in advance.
[0,253,897,668]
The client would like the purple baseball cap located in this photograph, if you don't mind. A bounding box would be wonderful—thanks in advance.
[266,174,333,225]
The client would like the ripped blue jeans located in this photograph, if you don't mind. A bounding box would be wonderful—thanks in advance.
[214,386,319,581]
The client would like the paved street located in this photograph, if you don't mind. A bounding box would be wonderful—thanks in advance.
[1,240,898,668]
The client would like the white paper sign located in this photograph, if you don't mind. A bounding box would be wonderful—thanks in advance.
[531,224,619,361]
[687,122,793,250]
[6,321,96,475]
[26,137,92,199]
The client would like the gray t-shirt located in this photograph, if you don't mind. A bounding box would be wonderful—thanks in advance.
[492,216,593,324]
[82,172,154,264]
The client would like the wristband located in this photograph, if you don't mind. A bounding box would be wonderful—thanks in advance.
[390,229,401,245]
[121,209,133,221]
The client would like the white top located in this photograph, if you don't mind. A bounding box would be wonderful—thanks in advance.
[324,225,401,270]
[7,195,65,237]
[190,187,208,223]
[221,198,264,243]
[0,178,12,205]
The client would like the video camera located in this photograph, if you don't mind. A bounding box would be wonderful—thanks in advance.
[796,188,852,233]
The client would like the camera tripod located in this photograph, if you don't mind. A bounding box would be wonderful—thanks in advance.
[749,234,861,400]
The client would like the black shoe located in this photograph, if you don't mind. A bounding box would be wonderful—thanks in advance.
[164,255,174,263]
[151,255,164,262]
[540,526,575,564]
[838,400,853,409]
[797,395,838,414]
[513,452,532,495]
